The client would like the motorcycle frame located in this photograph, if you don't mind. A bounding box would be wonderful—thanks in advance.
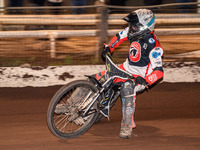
[79,55,135,117]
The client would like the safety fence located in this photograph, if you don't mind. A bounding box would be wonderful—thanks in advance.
[0,2,200,66]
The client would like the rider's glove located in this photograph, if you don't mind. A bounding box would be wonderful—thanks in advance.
[135,76,149,88]
[101,44,111,62]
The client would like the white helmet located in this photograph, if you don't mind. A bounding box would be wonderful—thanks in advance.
[123,9,156,41]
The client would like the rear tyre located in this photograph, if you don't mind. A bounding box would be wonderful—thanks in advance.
[47,80,99,139]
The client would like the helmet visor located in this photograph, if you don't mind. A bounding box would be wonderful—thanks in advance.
[123,12,139,24]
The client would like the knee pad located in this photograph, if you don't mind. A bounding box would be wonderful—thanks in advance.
[120,80,135,98]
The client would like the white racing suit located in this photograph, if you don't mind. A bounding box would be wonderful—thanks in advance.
[95,27,164,128]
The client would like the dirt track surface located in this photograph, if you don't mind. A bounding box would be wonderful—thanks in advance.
[0,82,200,150]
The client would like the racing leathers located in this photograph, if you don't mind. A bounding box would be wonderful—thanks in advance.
[108,27,164,84]
[95,27,164,129]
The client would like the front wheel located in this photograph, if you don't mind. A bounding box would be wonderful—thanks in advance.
[47,80,100,139]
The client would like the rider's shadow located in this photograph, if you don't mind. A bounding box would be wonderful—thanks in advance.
[90,122,160,138]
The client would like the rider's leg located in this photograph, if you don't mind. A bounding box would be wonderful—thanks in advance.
[119,82,146,139]
[92,70,107,85]
[119,80,136,139]
[92,70,114,107]
[92,64,125,105]
[91,70,113,118]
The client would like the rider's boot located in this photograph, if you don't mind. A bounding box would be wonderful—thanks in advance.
[119,81,136,139]
[119,124,133,139]
[119,102,136,139]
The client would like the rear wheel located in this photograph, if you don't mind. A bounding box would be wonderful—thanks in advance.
[47,80,99,139]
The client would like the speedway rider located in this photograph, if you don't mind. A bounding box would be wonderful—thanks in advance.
[95,9,164,139]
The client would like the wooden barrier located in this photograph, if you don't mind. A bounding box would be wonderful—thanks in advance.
[0,13,199,60]
[108,28,200,36]
[0,14,200,26]
[0,17,200,26]
[0,28,199,58]
[0,13,200,19]
[109,18,200,26]
[0,28,199,39]
[0,18,99,26]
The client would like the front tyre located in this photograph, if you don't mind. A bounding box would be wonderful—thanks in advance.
[47,80,99,139]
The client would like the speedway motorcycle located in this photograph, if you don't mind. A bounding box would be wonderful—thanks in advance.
[47,54,136,139]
